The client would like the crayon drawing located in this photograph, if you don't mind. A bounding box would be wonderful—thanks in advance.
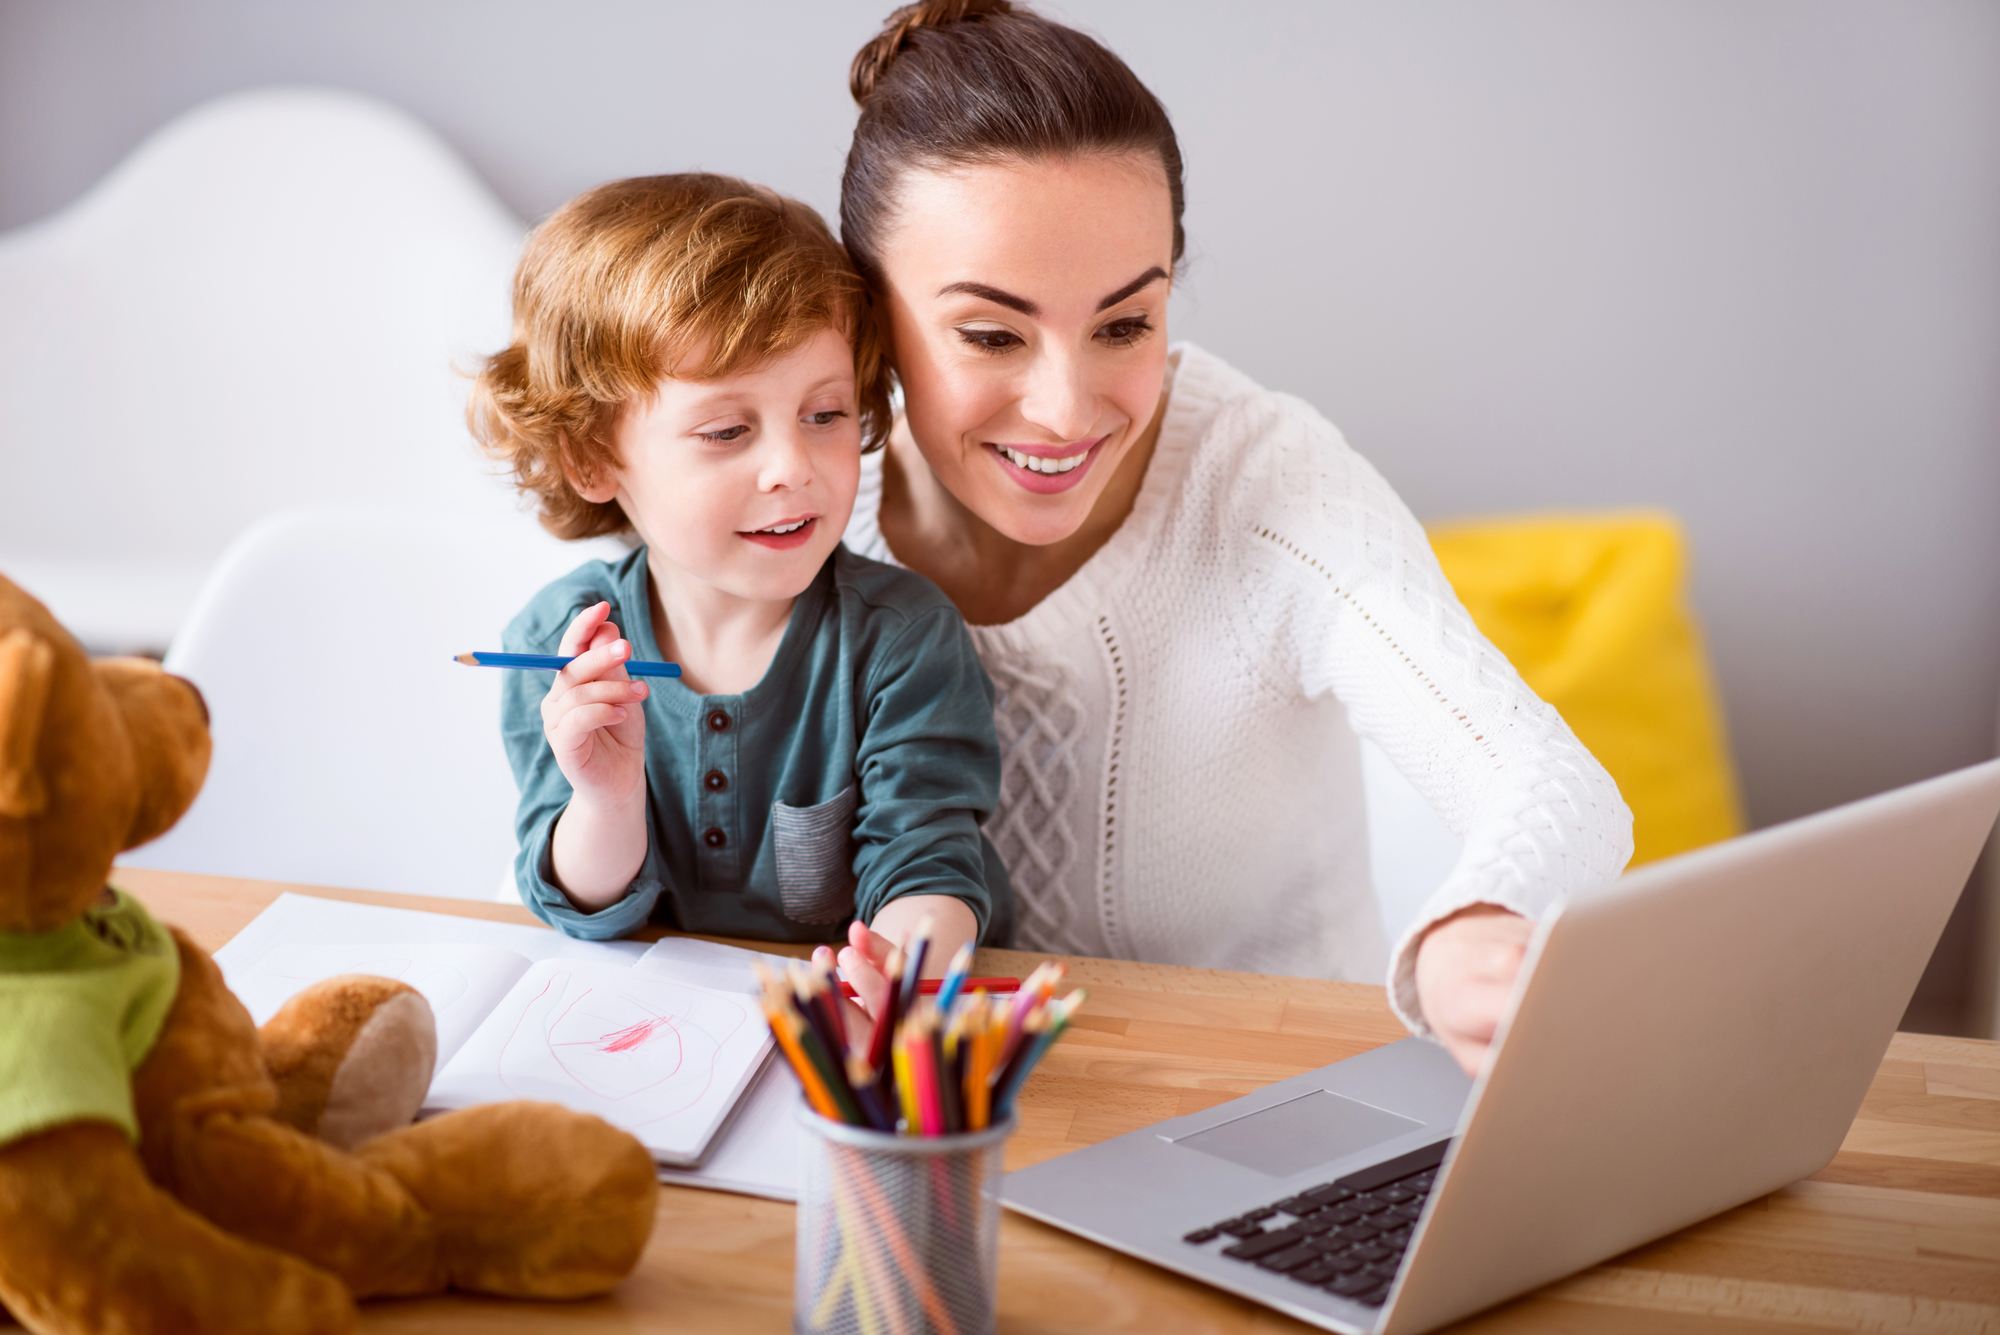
[496,965,756,1127]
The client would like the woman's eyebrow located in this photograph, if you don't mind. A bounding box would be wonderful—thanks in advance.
[1096,266,1168,312]
[937,281,1037,316]
[936,266,1168,317]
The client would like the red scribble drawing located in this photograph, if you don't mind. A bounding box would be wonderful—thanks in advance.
[495,967,752,1129]
[598,1016,673,1054]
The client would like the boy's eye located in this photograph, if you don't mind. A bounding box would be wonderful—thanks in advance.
[957,327,1023,354]
[805,410,847,427]
[701,425,751,442]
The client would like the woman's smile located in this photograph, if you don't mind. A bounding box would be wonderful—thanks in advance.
[987,436,1105,493]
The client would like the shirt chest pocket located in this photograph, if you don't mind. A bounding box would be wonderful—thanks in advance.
[770,783,858,924]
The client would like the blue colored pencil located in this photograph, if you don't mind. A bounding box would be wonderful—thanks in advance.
[934,943,975,1014]
[455,650,681,678]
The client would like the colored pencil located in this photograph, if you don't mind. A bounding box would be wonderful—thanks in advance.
[757,943,1080,1137]
[897,919,934,1020]
[758,968,840,1120]
[454,650,682,678]
[838,976,1016,1000]
[937,1011,964,1134]
[811,956,849,1051]
[866,946,905,1078]
[995,990,1083,1117]
[934,943,975,1012]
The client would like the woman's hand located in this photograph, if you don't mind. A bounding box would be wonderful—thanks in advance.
[544,602,650,910]
[1413,904,1534,1077]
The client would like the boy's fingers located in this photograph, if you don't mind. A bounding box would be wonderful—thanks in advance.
[549,702,629,749]
[836,944,893,1021]
[556,601,612,657]
[558,636,633,686]
[556,680,647,711]
[847,919,896,970]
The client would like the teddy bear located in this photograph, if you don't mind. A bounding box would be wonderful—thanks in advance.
[0,572,661,1335]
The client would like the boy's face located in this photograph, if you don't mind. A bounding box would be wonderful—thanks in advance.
[598,326,863,605]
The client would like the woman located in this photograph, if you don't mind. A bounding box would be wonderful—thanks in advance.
[832,0,1633,1075]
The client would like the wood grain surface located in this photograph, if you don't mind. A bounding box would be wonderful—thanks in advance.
[108,866,2000,1334]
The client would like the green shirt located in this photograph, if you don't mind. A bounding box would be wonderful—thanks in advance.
[0,888,181,1148]
[501,545,1013,946]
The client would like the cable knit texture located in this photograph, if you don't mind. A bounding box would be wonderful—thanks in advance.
[846,345,1633,1033]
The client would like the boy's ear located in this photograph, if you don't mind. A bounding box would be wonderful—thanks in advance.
[0,627,55,819]
[559,432,622,505]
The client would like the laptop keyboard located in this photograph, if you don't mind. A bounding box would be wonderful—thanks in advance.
[1179,1140,1450,1309]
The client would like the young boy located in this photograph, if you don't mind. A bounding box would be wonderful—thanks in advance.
[468,173,1009,991]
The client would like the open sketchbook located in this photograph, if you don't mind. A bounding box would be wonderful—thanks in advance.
[214,893,802,1186]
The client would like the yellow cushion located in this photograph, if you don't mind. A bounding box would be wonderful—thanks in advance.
[1427,511,1742,865]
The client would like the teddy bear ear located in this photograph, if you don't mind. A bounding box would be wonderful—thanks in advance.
[0,627,55,819]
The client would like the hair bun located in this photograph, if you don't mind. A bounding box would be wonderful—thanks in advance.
[850,0,1015,105]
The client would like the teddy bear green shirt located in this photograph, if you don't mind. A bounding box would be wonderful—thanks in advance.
[0,887,180,1148]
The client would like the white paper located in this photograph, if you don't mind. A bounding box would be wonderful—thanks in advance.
[632,935,771,995]
[231,942,533,1070]
[213,892,648,979]
[426,958,774,1166]
[655,1058,806,1200]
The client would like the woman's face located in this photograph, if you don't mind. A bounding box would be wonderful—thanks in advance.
[875,153,1175,547]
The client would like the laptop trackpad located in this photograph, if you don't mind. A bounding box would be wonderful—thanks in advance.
[1173,1090,1424,1177]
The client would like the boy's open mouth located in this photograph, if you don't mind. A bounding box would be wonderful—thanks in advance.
[740,515,819,550]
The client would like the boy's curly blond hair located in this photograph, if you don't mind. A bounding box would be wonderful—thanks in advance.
[468,173,891,540]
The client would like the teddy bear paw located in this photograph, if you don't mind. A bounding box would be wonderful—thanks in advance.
[261,976,438,1149]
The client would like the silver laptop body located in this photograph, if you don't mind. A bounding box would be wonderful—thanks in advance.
[1002,758,2000,1333]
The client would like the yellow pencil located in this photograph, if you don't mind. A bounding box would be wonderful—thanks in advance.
[891,1030,920,1131]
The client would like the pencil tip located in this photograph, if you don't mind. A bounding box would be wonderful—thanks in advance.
[453,652,479,665]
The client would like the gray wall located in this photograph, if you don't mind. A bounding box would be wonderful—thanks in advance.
[5,0,1998,834]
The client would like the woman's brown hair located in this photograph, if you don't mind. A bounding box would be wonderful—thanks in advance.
[469,173,892,540]
[841,0,1186,293]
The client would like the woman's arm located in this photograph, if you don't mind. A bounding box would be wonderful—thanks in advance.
[1239,396,1633,1066]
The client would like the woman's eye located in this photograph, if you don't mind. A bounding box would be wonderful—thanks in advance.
[1097,317,1153,349]
[700,424,751,443]
[957,327,1023,354]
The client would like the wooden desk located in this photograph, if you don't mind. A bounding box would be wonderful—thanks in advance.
[113,867,2000,1334]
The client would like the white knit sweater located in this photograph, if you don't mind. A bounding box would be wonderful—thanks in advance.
[845,345,1633,1030]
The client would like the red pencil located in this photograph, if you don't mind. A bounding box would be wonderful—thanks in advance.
[838,976,1018,1000]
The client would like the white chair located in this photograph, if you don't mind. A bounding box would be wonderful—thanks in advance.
[0,88,526,653]
[121,506,624,901]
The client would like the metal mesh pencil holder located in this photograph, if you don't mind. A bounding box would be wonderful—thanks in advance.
[794,1107,1014,1335]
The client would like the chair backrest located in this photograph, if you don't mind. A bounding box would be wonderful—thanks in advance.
[122,506,624,901]
[0,87,526,653]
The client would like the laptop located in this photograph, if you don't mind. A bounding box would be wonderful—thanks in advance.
[1002,757,2000,1333]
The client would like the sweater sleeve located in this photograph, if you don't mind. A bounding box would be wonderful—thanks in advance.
[1231,394,1634,1035]
[499,585,674,941]
[850,605,1009,941]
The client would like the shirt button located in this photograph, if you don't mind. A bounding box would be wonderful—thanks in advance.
[702,827,727,849]
[707,709,731,733]
[704,770,728,793]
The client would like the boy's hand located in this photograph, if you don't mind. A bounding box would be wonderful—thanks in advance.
[808,926,894,1057]
[541,601,648,813]
[822,898,978,1057]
